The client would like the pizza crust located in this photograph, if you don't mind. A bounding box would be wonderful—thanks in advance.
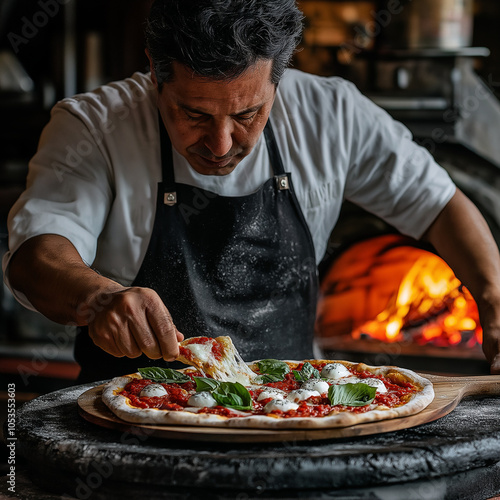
[101,361,435,430]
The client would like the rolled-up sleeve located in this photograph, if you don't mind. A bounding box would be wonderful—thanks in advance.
[342,82,456,238]
[2,104,113,308]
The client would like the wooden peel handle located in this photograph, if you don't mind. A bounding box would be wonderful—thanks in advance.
[461,375,500,397]
[431,375,500,398]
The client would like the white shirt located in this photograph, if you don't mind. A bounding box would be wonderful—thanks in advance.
[3,70,456,310]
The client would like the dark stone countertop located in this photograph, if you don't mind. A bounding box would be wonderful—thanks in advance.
[5,382,500,500]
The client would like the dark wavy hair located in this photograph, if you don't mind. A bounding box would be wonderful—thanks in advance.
[145,0,303,87]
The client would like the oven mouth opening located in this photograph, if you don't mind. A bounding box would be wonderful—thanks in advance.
[316,233,484,368]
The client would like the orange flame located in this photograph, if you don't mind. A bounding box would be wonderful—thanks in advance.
[352,253,482,346]
[317,235,482,348]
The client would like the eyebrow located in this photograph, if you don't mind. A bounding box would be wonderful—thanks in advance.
[179,102,264,117]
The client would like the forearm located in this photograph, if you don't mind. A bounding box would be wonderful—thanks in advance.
[422,189,500,308]
[8,234,183,360]
[7,234,125,326]
[422,189,500,372]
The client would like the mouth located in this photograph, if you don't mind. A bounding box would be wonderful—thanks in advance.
[197,155,234,169]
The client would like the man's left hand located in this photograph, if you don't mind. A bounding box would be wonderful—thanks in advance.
[481,323,500,374]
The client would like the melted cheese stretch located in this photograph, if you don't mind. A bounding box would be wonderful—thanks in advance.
[215,350,257,385]
[184,343,213,363]
[178,336,257,385]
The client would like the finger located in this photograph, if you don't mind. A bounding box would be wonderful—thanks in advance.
[89,326,125,358]
[176,330,184,342]
[146,306,181,361]
[115,327,143,358]
[129,320,163,360]
[116,332,142,358]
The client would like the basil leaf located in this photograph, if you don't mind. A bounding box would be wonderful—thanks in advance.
[293,362,320,382]
[254,374,283,384]
[212,382,253,410]
[138,367,190,384]
[328,383,377,407]
[194,377,220,392]
[194,378,252,410]
[257,359,290,381]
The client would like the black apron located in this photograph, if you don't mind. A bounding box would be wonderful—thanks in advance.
[75,119,318,382]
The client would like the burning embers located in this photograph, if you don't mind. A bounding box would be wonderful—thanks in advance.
[317,234,482,349]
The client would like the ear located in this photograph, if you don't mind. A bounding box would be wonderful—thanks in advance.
[145,49,158,88]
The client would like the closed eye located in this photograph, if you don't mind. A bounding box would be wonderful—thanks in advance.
[236,112,257,121]
[185,111,207,121]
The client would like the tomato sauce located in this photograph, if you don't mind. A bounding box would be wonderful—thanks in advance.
[263,372,300,392]
[122,378,192,408]
[123,378,152,395]
[123,360,418,414]
[181,337,223,361]
[178,346,191,360]
[198,406,244,418]
[211,341,223,361]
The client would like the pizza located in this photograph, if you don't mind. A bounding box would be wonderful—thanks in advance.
[102,336,434,429]
[176,335,256,385]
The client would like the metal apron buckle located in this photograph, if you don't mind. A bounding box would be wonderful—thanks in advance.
[164,192,177,206]
[275,175,289,190]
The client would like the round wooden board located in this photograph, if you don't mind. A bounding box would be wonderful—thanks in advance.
[77,373,500,443]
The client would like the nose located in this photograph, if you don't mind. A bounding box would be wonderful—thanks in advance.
[203,120,233,158]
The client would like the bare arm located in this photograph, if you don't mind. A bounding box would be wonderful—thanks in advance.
[7,234,183,360]
[423,189,500,374]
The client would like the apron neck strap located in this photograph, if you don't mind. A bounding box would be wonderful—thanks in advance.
[158,113,285,190]
[158,113,176,192]
[263,120,286,176]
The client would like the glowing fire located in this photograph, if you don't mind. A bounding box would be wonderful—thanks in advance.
[317,235,482,347]
[352,253,482,346]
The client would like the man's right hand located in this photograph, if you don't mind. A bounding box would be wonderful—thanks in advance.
[7,235,183,361]
[85,287,184,361]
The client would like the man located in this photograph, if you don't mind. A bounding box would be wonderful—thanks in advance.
[3,0,500,381]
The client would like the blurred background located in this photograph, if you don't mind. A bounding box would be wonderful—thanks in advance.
[1,0,500,397]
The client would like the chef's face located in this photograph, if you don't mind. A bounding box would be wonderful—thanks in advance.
[151,59,276,176]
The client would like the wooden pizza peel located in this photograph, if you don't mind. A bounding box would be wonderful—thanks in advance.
[77,373,500,443]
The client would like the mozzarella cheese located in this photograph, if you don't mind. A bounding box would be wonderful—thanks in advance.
[185,343,213,363]
[300,378,330,394]
[263,399,299,413]
[359,378,388,393]
[179,336,257,385]
[257,388,287,401]
[321,363,351,379]
[286,389,320,402]
[333,376,363,385]
[139,384,168,397]
[187,391,217,408]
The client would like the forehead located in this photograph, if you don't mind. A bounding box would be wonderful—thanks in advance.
[161,60,276,113]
